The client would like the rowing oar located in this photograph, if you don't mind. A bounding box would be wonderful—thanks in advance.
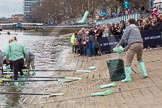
[0,79,58,82]
[3,69,75,72]
[30,69,75,72]
[29,69,91,73]
[0,92,64,96]
[0,79,78,83]
[3,69,92,74]
[2,75,82,80]
[2,75,64,79]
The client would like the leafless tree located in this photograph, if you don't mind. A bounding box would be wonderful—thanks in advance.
[28,0,148,23]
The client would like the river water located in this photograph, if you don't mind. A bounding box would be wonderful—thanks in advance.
[0,30,71,108]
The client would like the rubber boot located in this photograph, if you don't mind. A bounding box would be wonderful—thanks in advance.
[100,82,117,89]
[31,71,35,76]
[20,75,26,85]
[113,46,124,54]
[121,67,132,83]
[91,89,113,96]
[20,75,26,81]
[139,62,148,78]
[14,82,19,87]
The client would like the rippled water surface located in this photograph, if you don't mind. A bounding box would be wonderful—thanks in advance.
[0,30,71,108]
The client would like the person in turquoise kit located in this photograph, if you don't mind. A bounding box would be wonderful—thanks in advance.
[3,37,29,86]
[115,19,148,83]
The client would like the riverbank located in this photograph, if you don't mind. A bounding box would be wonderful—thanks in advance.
[34,27,81,36]
[0,30,74,108]
[23,47,162,108]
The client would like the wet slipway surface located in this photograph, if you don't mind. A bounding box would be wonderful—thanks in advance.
[0,30,71,108]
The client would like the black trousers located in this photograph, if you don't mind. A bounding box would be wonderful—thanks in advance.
[13,58,24,80]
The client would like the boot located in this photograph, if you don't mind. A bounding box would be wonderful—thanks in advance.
[113,46,124,54]
[20,75,26,81]
[20,75,26,85]
[91,89,113,96]
[100,82,117,89]
[139,62,148,78]
[31,71,35,76]
[14,82,19,87]
[121,67,132,83]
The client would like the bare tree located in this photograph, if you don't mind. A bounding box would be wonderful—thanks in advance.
[28,0,149,23]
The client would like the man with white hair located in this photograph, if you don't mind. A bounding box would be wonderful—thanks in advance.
[3,37,29,87]
[115,19,148,83]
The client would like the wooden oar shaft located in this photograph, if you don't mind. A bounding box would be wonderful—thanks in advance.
[25,76,65,79]
[28,76,65,78]
[1,75,65,79]
[3,69,75,72]
[1,79,58,82]
[0,92,50,95]
[30,69,75,72]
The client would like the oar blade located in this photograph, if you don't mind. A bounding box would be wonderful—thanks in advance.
[65,77,82,80]
[76,70,91,73]
[88,66,96,70]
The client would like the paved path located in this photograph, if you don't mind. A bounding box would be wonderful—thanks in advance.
[25,48,162,108]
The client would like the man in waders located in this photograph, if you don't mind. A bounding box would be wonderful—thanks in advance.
[3,37,29,87]
[114,19,148,83]
[13,37,35,76]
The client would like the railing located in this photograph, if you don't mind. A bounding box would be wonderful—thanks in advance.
[96,13,141,25]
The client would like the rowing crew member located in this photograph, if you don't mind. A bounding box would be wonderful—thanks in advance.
[12,36,35,70]
[115,19,148,83]
[3,37,29,86]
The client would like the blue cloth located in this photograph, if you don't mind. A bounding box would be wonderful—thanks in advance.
[86,41,95,56]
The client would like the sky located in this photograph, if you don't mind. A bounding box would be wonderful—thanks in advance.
[0,0,23,18]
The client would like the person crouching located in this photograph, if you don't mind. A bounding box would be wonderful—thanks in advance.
[3,37,29,86]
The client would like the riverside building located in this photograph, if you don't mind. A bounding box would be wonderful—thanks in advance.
[24,0,41,21]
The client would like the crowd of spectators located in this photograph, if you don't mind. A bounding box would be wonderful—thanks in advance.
[137,7,161,30]
[97,5,156,20]
[71,7,162,57]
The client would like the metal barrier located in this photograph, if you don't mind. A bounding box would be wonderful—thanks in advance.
[98,29,162,54]
[96,13,141,25]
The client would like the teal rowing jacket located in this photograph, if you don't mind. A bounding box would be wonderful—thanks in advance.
[3,41,29,61]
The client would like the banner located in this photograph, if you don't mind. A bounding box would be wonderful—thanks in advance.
[98,36,120,54]
[98,29,162,55]
[141,29,162,48]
